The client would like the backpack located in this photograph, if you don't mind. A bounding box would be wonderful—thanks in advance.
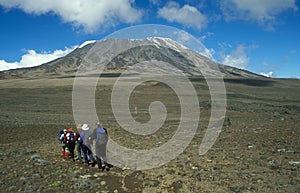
[67,132,75,143]
[74,131,81,142]
[62,132,68,143]
[58,129,64,141]
[96,128,108,145]
[81,130,91,146]
[58,129,64,136]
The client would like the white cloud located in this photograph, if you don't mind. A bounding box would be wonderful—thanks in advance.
[0,0,142,33]
[220,0,298,28]
[0,60,19,72]
[173,30,194,44]
[198,32,215,59]
[221,45,249,69]
[158,2,207,30]
[199,47,215,59]
[0,47,75,71]
[199,32,214,42]
[260,71,276,78]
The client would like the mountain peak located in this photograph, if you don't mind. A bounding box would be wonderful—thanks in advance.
[78,40,96,48]
[145,37,188,52]
[0,37,262,79]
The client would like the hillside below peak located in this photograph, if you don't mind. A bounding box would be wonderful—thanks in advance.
[0,38,262,79]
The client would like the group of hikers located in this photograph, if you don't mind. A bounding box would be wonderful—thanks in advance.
[58,121,113,171]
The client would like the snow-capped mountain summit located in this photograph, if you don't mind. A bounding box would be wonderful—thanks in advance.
[78,40,96,49]
[0,37,261,79]
[145,37,188,51]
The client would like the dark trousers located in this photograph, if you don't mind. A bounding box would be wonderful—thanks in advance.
[95,143,110,169]
[76,141,83,161]
[66,142,75,160]
[82,144,94,164]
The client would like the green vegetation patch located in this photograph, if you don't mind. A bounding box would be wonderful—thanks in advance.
[48,180,62,188]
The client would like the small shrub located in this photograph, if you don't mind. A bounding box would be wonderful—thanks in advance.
[48,180,62,188]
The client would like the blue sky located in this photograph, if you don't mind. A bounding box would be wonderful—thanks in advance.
[0,0,299,78]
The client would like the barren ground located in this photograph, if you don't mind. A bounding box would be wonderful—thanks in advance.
[0,76,299,192]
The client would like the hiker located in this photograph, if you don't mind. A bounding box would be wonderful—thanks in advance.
[91,121,113,171]
[80,124,96,166]
[66,128,76,161]
[75,124,83,163]
[59,128,68,158]
[58,128,64,141]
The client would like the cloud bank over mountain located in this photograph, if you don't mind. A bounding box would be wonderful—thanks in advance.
[0,47,75,71]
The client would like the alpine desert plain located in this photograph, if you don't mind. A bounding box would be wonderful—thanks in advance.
[0,75,299,193]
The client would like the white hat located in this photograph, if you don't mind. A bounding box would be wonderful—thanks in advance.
[82,124,89,131]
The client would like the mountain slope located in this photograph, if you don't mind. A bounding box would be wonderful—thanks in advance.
[0,38,262,79]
